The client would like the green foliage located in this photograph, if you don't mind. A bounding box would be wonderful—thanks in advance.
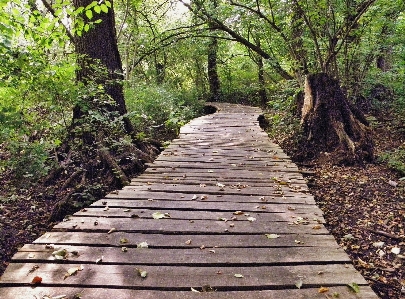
[379,147,405,175]
[124,83,204,139]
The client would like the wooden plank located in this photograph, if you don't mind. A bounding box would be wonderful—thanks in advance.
[0,286,380,299]
[104,190,315,204]
[13,245,351,265]
[33,232,338,248]
[123,184,310,197]
[90,199,322,215]
[1,263,369,288]
[52,217,329,234]
[72,207,325,223]
[131,177,308,187]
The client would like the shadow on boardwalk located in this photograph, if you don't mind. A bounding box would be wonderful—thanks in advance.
[0,103,378,298]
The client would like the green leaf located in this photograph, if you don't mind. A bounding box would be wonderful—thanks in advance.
[83,23,90,32]
[105,1,112,8]
[94,5,101,14]
[75,7,84,15]
[85,1,98,10]
[85,9,93,20]
[100,4,108,13]
[347,283,360,293]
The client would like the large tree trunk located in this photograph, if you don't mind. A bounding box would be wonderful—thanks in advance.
[299,73,373,164]
[207,0,221,102]
[73,0,133,133]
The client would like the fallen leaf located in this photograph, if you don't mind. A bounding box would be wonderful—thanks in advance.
[107,228,116,234]
[185,239,192,245]
[347,282,360,293]
[95,256,103,264]
[28,253,35,258]
[373,241,385,248]
[200,195,208,200]
[152,212,170,219]
[265,234,280,239]
[234,274,244,278]
[120,238,129,244]
[388,180,398,187]
[191,287,201,293]
[247,217,256,222]
[64,266,83,279]
[295,279,303,289]
[391,247,401,255]
[209,250,216,253]
[103,206,109,211]
[52,249,68,260]
[122,247,128,252]
[233,211,244,215]
[136,268,148,278]
[312,225,322,230]
[31,276,42,285]
[191,195,198,200]
[137,241,149,248]
[318,286,329,293]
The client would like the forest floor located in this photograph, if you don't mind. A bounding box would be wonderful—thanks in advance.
[0,106,404,298]
[271,111,405,299]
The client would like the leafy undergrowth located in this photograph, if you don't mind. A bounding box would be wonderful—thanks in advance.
[267,110,405,299]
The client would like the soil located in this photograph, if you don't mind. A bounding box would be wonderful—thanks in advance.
[0,108,404,298]
[275,113,405,299]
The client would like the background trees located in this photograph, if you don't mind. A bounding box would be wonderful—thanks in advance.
[1,0,405,183]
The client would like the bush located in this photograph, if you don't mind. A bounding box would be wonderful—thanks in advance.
[124,83,204,139]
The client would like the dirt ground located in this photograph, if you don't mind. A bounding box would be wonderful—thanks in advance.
[275,114,405,299]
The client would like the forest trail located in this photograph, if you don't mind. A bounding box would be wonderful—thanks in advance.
[0,103,378,298]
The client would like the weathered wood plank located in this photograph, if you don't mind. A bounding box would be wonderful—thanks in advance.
[53,217,329,234]
[32,232,338,248]
[123,184,310,197]
[0,286,380,299]
[1,263,369,288]
[104,190,315,204]
[13,245,350,265]
[73,208,324,224]
[89,199,322,216]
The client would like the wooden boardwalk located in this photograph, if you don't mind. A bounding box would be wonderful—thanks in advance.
[0,103,378,298]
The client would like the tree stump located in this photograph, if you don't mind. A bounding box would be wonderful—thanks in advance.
[298,73,373,164]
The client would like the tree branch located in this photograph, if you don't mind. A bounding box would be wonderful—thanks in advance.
[40,0,75,44]
[179,0,293,80]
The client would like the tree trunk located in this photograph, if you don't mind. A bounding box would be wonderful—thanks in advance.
[207,0,221,102]
[257,55,267,106]
[73,0,132,133]
[299,73,373,164]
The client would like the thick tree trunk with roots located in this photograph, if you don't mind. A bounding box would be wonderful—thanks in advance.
[298,73,373,164]
[73,0,134,133]
[46,0,160,222]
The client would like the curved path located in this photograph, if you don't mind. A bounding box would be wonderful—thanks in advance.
[0,103,378,298]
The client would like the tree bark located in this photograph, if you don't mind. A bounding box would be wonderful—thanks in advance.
[299,73,373,164]
[73,0,132,133]
[207,0,221,102]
